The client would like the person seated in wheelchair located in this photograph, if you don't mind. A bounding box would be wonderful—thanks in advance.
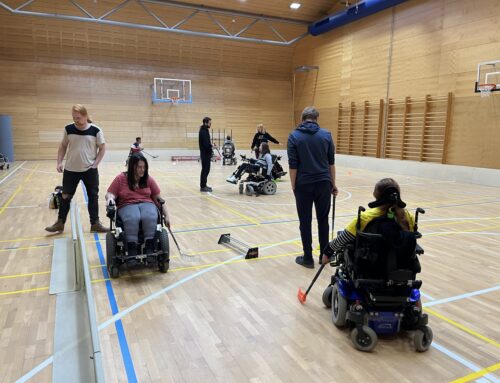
[106,153,170,258]
[226,142,273,184]
[222,135,237,165]
[0,153,10,170]
[322,177,421,282]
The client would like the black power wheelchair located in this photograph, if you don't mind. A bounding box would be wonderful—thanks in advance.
[222,142,237,166]
[237,154,280,196]
[322,204,432,352]
[0,153,10,170]
[105,199,170,278]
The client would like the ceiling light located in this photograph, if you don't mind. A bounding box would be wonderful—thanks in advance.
[290,3,301,10]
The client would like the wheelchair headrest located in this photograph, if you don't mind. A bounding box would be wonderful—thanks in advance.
[368,187,406,208]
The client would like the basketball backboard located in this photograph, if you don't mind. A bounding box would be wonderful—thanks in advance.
[152,78,192,103]
[475,60,499,95]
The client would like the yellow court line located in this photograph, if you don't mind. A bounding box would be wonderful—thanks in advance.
[424,307,500,348]
[426,224,500,237]
[169,178,261,226]
[449,362,500,383]
[0,165,39,216]
[0,286,49,296]
[0,244,54,253]
[0,235,65,243]
[0,250,303,295]
[203,195,261,225]
[0,270,51,279]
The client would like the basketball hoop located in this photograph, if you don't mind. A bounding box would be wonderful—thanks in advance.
[477,83,496,97]
[170,97,179,104]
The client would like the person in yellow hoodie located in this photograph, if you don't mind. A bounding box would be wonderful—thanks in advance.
[321,177,415,265]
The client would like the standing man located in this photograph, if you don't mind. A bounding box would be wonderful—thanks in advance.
[199,116,214,192]
[288,106,338,268]
[45,104,109,233]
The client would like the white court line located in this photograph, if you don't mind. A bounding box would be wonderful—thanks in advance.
[19,165,59,175]
[207,188,352,206]
[13,228,500,382]
[0,162,26,185]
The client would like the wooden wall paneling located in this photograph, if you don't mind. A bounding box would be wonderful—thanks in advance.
[420,95,430,161]
[376,99,384,158]
[442,92,452,164]
[293,0,500,169]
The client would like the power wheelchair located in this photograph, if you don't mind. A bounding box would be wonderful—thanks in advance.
[322,206,432,352]
[237,154,278,196]
[222,142,237,166]
[0,153,10,170]
[105,199,170,278]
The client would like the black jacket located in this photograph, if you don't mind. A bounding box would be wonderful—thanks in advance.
[251,132,279,150]
[199,125,213,157]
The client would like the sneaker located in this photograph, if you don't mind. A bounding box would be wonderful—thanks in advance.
[226,175,237,184]
[90,220,109,233]
[295,255,315,269]
[45,219,65,233]
[200,186,213,192]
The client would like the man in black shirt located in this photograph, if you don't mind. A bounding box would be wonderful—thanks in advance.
[199,117,214,192]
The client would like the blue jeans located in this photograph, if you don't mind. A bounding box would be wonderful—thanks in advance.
[118,202,157,243]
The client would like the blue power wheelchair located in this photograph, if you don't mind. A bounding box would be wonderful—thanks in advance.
[322,205,432,352]
[105,198,170,278]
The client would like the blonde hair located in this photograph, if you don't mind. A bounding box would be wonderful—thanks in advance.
[373,178,410,231]
[257,123,265,133]
[72,104,92,123]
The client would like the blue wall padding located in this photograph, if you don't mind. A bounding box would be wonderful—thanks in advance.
[0,115,14,162]
[309,0,408,36]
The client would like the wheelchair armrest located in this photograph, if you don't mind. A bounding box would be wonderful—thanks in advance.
[106,205,116,220]
[357,231,383,239]
[157,197,165,205]
[415,244,424,255]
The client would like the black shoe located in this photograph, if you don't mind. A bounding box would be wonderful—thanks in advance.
[127,242,137,257]
[295,256,314,269]
[145,239,156,255]
[200,186,213,192]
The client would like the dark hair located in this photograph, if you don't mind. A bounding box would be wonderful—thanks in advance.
[202,117,211,125]
[136,137,141,141]
[226,135,231,140]
[260,142,270,156]
[126,154,149,190]
[373,178,410,231]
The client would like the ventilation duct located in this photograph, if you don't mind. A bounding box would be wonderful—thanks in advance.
[309,0,408,36]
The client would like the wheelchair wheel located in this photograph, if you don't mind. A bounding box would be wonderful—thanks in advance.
[239,183,244,195]
[158,228,170,273]
[414,326,433,352]
[245,185,254,196]
[351,326,378,352]
[262,180,277,195]
[322,285,333,308]
[106,232,119,278]
[331,283,347,327]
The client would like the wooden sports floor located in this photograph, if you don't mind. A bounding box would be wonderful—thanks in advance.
[1,159,499,383]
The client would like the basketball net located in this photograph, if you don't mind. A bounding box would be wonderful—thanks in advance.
[478,84,496,98]
[170,97,179,104]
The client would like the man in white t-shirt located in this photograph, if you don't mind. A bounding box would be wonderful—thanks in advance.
[45,104,109,233]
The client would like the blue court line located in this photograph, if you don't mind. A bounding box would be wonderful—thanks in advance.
[81,183,138,383]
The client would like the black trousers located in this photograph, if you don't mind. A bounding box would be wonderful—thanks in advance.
[200,154,211,188]
[294,180,332,261]
[234,163,260,179]
[59,168,100,224]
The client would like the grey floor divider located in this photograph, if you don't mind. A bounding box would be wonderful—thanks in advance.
[51,201,105,383]
[49,238,77,295]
